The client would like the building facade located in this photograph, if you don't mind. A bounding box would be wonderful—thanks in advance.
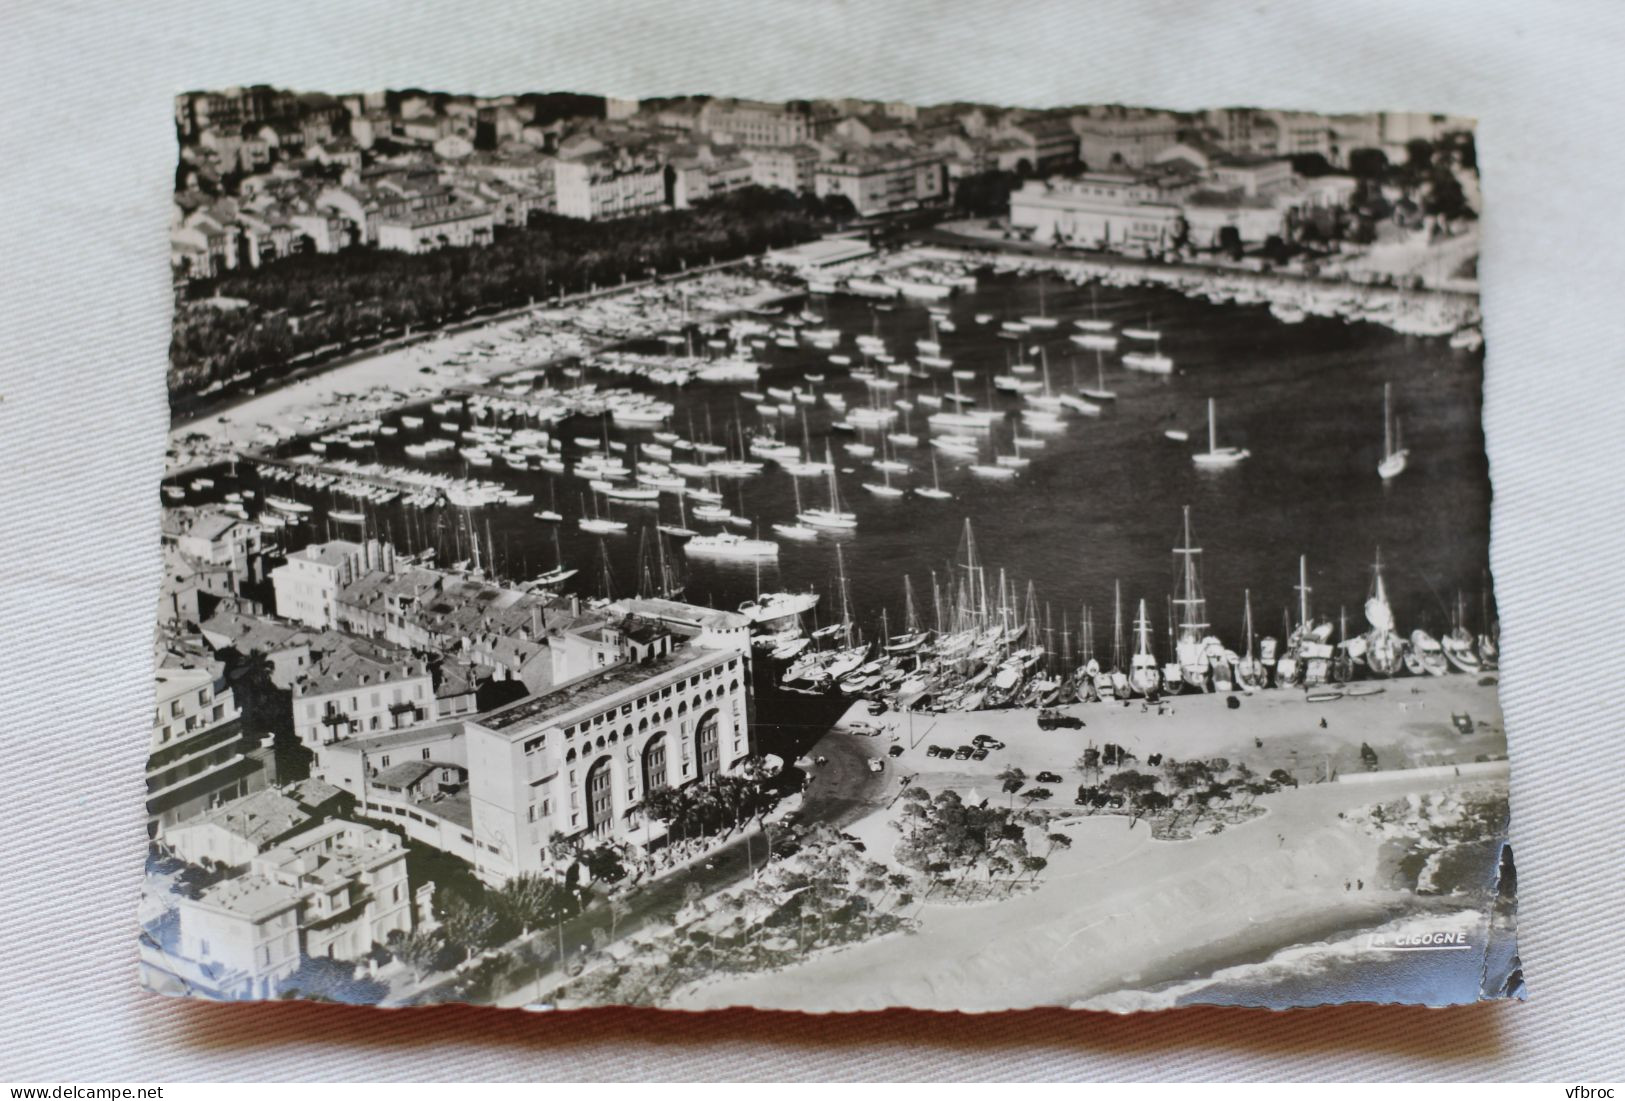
[696,99,813,146]
[813,150,947,216]
[1075,112,1182,170]
[271,539,380,629]
[1009,171,1192,250]
[323,614,753,886]
[170,819,411,999]
[149,661,264,837]
[291,644,437,750]
[552,157,666,220]
[375,203,496,252]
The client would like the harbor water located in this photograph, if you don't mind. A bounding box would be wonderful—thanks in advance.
[175,270,1493,669]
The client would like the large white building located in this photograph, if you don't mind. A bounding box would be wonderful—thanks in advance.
[290,641,438,751]
[813,148,947,216]
[552,156,666,220]
[1009,171,1193,251]
[271,539,390,630]
[322,607,753,886]
[375,202,495,252]
[696,99,814,146]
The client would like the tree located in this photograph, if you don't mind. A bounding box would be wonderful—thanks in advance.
[1020,787,1054,808]
[1134,791,1173,822]
[997,766,1028,807]
[1020,855,1048,881]
[821,193,857,223]
[393,927,444,983]
[1289,153,1333,178]
[440,892,499,963]
[494,873,559,938]
[1045,832,1072,856]
[1405,138,1435,176]
[1347,147,1388,179]
[580,841,629,885]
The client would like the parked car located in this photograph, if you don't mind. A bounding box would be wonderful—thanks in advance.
[1037,708,1084,730]
[866,757,885,773]
[846,722,880,737]
[971,747,989,761]
[927,745,948,758]
[953,745,974,760]
[1036,770,1063,784]
[972,734,1005,749]
[866,700,888,716]
[887,744,905,757]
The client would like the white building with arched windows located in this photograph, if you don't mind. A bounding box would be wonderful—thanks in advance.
[321,608,755,886]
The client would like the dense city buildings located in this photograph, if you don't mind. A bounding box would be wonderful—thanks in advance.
[171,85,1471,282]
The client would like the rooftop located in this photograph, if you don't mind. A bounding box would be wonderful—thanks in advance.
[293,637,427,697]
[176,789,312,848]
[478,644,716,733]
[322,719,466,757]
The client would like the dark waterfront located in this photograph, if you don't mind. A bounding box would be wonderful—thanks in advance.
[177,271,1493,663]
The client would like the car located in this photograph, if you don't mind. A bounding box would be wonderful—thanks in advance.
[953,745,973,760]
[887,744,905,757]
[972,735,1005,749]
[1036,770,1063,784]
[866,757,885,773]
[926,745,948,758]
[1037,708,1084,730]
[866,700,888,716]
[971,747,989,761]
[846,721,880,737]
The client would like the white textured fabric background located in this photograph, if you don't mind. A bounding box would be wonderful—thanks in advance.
[2,0,1622,1081]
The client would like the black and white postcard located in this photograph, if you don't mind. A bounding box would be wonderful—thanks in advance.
[143,88,1519,1011]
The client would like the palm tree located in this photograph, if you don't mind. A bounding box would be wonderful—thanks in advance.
[393,928,443,983]
[997,765,1028,808]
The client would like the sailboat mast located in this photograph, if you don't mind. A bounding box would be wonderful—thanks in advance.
[1383,383,1391,458]
[1208,398,1217,454]
[1296,554,1311,627]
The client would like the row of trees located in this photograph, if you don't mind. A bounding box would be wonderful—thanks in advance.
[170,187,837,408]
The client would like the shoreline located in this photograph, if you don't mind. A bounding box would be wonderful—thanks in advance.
[669,748,1507,1013]
[900,240,1480,338]
[164,266,801,478]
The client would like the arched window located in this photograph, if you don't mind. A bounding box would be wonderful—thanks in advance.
[585,757,614,838]
[695,710,721,781]
[641,734,668,794]
[565,748,576,762]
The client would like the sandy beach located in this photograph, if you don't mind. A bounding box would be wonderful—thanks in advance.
[671,675,1506,1012]
[672,768,1497,1013]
